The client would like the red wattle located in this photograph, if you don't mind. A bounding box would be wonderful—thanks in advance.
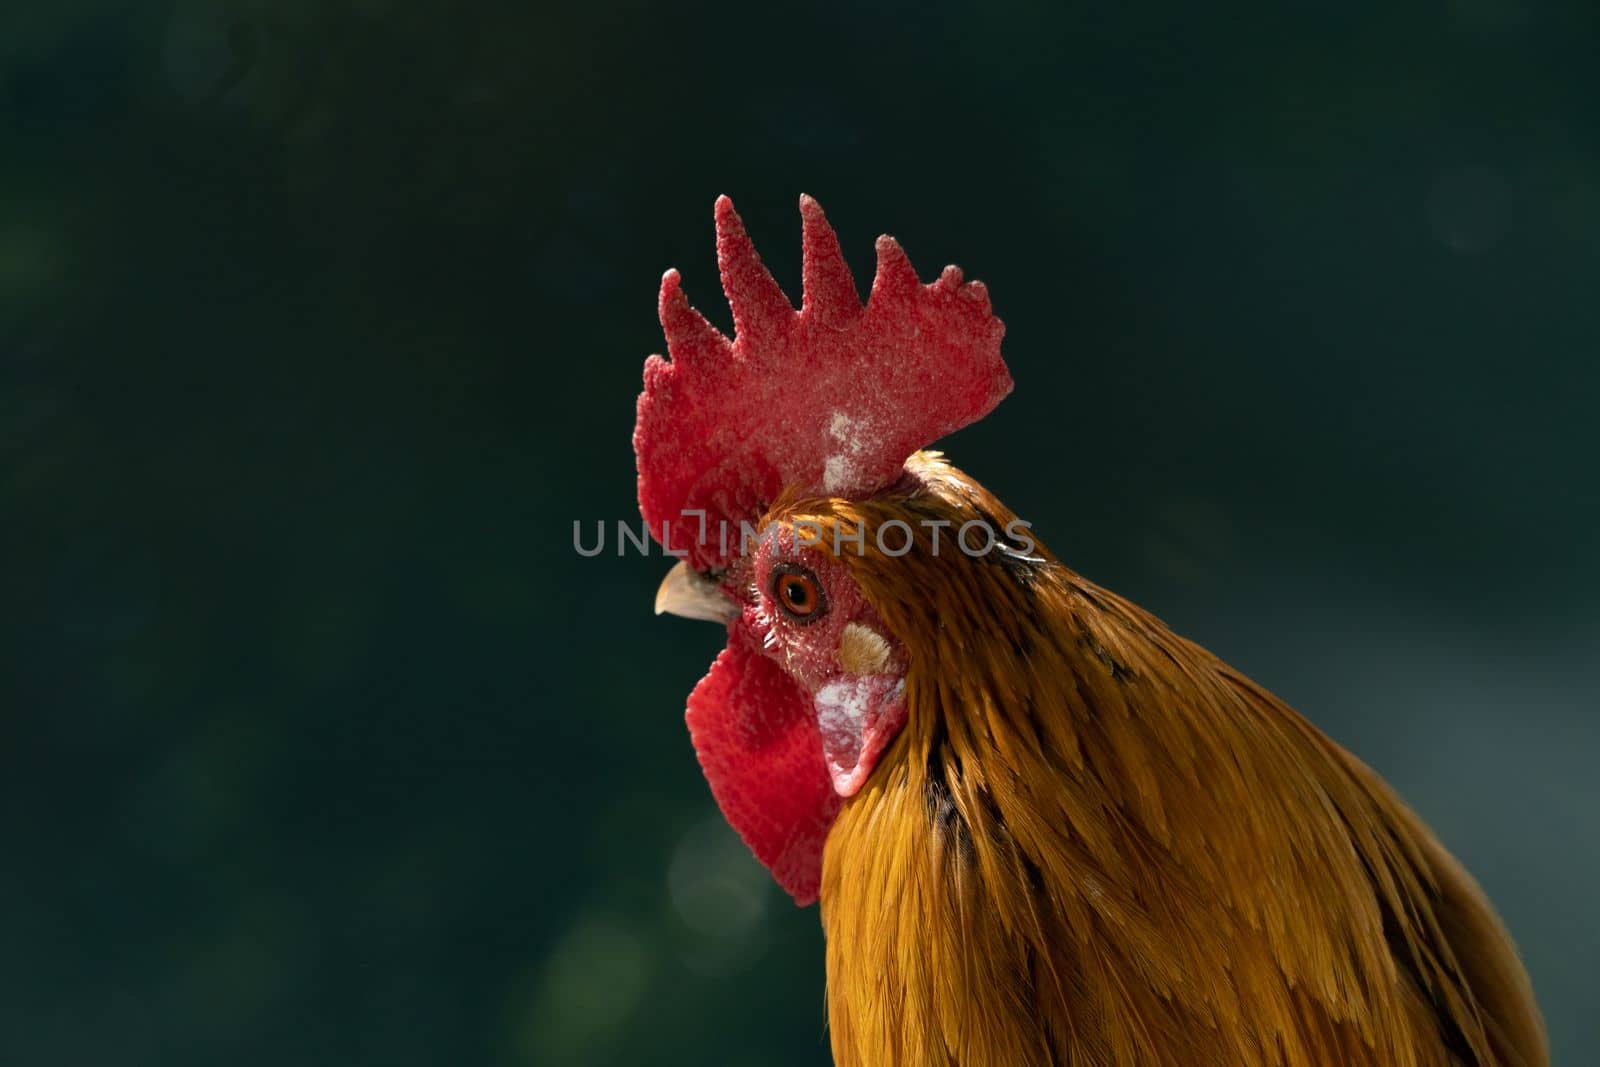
[684,629,842,905]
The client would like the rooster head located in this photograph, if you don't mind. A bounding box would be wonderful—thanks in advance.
[633,195,1012,904]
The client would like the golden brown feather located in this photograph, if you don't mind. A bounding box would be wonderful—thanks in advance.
[765,453,1544,1067]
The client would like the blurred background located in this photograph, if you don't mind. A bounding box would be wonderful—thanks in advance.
[3,2,1597,1064]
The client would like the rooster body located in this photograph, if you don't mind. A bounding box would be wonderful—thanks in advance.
[813,455,1544,1066]
[634,197,1545,1066]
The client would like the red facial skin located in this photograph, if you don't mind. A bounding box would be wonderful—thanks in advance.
[684,525,907,905]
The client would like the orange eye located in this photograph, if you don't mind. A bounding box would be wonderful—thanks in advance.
[772,564,826,623]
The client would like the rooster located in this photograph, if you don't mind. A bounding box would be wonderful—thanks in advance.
[633,195,1546,1066]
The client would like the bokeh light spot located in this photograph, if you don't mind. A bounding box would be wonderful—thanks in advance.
[667,813,772,976]
[512,913,652,1066]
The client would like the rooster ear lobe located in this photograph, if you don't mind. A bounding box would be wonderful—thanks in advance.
[815,674,908,797]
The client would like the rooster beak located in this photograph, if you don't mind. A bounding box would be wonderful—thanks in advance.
[655,561,739,624]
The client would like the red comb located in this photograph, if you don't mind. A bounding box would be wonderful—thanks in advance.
[633,194,1012,571]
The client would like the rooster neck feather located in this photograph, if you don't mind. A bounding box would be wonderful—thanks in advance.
[808,454,1545,1067]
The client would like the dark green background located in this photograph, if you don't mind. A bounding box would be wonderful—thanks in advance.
[3,2,1596,1064]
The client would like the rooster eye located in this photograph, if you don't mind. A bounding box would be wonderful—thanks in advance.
[771,563,827,624]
